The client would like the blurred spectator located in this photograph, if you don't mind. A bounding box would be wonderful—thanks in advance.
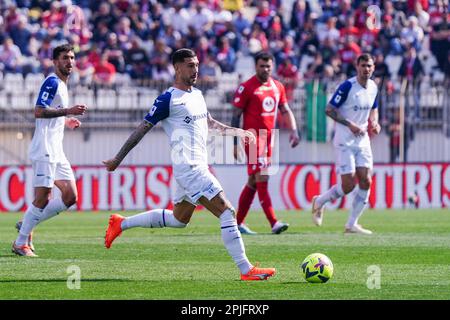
[151,56,174,83]
[387,108,401,163]
[247,24,269,55]
[305,52,325,79]
[338,35,361,76]
[62,0,91,47]
[10,15,32,56]
[400,16,424,51]
[93,53,116,87]
[254,1,275,32]
[104,32,126,73]
[378,15,402,55]
[216,36,237,73]
[274,35,298,67]
[125,37,150,80]
[189,1,214,34]
[0,37,23,74]
[429,9,450,72]
[149,38,172,73]
[398,45,424,121]
[37,37,53,75]
[233,9,251,37]
[74,51,95,86]
[317,16,340,44]
[195,36,215,64]
[290,0,311,31]
[198,53,221,91]
[163,1,190,35]
[115,17,135,51]
[40,1,65,40]
[4,3,21,33]
[92,2,117,31]
[163,25,183,51]
[276,57,299,103]
[91,21,110,50]
[413,1,430,32]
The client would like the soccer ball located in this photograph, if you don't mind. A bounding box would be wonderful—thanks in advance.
[301,253,334,283]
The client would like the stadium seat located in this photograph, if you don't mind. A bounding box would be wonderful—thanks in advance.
[137,88,158,110]
[0,91,8,109]
[24,73,45,92]
[117,88,139,109]
[205,90,222,110]
[72,89,95,110]
[3,73,24,93]
[96,89,117,110]
[11,89,33,110]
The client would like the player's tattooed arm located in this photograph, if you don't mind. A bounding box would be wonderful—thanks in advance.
[325,105,365,136]
[35,105,87,118]
[103,121,153,171]
[208,113,256,144]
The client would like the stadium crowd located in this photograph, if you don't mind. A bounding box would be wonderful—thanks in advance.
[0,0,448,90]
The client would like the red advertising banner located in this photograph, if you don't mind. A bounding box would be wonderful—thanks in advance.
[1,163,449,212]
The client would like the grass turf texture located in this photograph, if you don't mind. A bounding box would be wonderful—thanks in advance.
[0,209,449,300]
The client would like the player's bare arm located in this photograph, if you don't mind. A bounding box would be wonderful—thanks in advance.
[208,113,255,144]
[35,104,87,118]
[325,104,365,136]
[103,121,154,171]
[279,103,300,147]
[369,108,381,135]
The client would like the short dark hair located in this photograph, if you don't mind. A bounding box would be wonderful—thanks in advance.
[254,51,274,64]
[171,48,196,65]
[356,53,374,64]
[53,44,74,60]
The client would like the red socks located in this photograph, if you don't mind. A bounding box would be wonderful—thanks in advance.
[256,181,277,227]
[236,185,256,225]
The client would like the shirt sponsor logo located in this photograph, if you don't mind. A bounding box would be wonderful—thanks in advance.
[262,96,275,112]
[353,105,371,111]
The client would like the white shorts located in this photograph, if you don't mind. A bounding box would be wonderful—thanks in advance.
[173,168,223,205]
[32,160,75,188]
[335,144,373,175]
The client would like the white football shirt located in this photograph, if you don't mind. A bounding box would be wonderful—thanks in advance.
[144,87,209,177]
[329,77,378,147]
[29,74,69,163]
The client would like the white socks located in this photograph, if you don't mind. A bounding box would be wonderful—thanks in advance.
[16,205,43,246]
[39,197,68,223]
[16,198,69,246]
[220,209,253,275]
[316,184,345,208]
[346,188,370,228]
[121,209,186,230]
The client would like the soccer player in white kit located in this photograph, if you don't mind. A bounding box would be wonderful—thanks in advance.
[311,53,381,234]
[102,48,276,281]
[13,44,87,257]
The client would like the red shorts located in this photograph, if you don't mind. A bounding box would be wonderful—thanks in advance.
[246,155,272,176]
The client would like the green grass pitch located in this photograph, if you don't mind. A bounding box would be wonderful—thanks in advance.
[0,209,449,300]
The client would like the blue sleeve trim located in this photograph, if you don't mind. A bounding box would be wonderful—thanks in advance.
[35,76,58,108]
[144,91,171,125]
[372,93,379,109]
[329,80,352,108]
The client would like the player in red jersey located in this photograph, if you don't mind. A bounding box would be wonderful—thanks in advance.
[231,52,300,234]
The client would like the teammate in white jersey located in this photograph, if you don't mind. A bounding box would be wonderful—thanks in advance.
[13,44,87,257]
[311,53,381,235]
[102,48,276,281]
